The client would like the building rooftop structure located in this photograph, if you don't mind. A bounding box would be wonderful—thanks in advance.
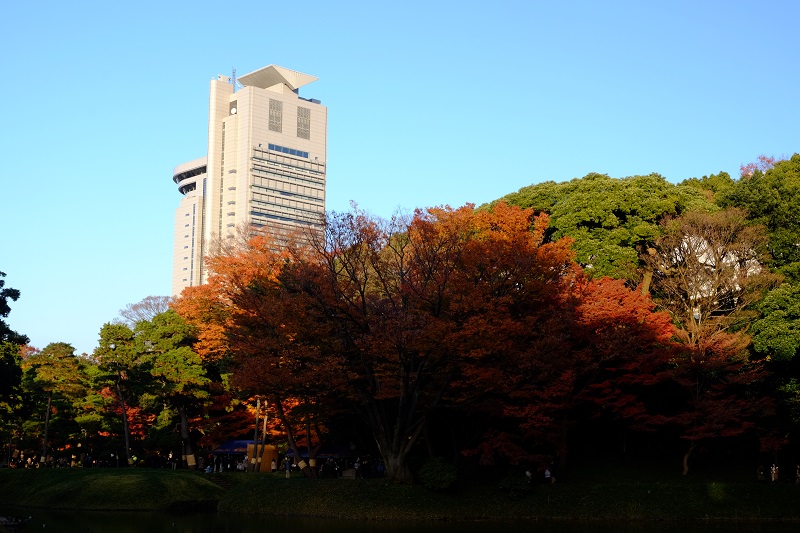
[170,64,327,296]
[237,64,318,91]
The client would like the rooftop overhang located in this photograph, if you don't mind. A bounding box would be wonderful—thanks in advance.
[237,64,318,91]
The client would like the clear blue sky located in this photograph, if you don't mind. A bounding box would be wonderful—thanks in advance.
[1,0,798,355]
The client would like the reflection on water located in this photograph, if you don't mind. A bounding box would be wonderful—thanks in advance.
[1,509,798,533]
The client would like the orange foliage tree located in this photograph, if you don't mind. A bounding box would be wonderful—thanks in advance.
[461,273,677,469]
[280,202,581,482]
[174,235,338,477]
[176,202,581,483]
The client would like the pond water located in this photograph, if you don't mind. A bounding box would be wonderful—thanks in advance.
[1,509,798,533]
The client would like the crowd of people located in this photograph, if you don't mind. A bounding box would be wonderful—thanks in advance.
[756,463,800,483]
[191,452,386,478]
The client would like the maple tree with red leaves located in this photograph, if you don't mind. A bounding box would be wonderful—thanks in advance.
[175,234,339,477]
[300,202,582,482]
[176,202,581,483]
[279,204,484,483]
[571,278,676,437]
[443,204,579,468]
[193,384,263,449]
[462,275,677,469]
[667,333,772,475]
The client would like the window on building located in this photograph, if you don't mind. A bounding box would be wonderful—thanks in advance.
[269,99,283,133]
[297,107,310,139]
[266,143,309,158]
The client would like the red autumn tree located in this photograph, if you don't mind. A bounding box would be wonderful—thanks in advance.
[182,202,670,482]
[174,234,336,477]
[570,277,677,461]
[462,274,677,468]
[278,202,579,483]
[444,203,575,462]
[667,332,772,475]
[281,204,481,483]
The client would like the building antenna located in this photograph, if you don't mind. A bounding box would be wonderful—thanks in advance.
[231,67,242,92]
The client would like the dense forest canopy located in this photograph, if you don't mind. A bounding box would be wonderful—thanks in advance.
[488,172,717,281]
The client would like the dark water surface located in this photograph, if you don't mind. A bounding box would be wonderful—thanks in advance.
[1,509,798,533]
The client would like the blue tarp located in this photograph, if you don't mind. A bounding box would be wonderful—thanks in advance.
[284,443,363,458]
[212,440,364,458]
[211,440,259,455]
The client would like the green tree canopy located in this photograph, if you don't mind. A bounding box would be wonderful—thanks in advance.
[490,173,715,281]
[0,271,28,345]
[721,154,800,281]
[0,271,26,435]
[21,342,88,460]
[94,323,139,465]
[134,310,209,403]
[134,310,209,468]
[750,282,800,435]
[679,171,736,203]
[0,342,23,430]
[751,283,800,362]
[23,342,86,401]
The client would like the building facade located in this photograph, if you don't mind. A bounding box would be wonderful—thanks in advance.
[171,65,327,295]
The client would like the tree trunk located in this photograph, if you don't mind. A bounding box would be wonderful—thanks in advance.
[40,393,52,465]
[301,412,323,477]
[373,429,414,484]
[276,400,317,478]
[640,268,653,295]
[250,397,260,472]
[383,452,413,484]
[178,405,195,469]
[682,441,695,476]
[286,427,316,478]
[256,400,267,473]
[116,376,132,466]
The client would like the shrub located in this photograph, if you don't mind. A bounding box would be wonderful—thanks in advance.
[497,470,532,500]
[417,458,458,491]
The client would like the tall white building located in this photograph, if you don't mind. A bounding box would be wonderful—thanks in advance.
[171,65,327,295]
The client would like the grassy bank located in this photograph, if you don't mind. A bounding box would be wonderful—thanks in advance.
[220,472,800,521]
[1,467,799,521]
[0,468,224,511]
